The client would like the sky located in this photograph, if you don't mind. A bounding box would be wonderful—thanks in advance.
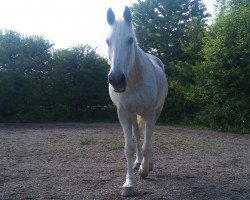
[0,0,215,56]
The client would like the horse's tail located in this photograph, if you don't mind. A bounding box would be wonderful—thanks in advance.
[137,115,144,131]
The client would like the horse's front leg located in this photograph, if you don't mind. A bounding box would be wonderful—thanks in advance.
[118,108,136,197]
[138,116,154,179]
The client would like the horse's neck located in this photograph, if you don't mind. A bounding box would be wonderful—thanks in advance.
[135,45,153,77]
[127,45,154,89]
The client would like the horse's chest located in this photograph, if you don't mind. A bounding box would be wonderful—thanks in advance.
[110,88,156,114]
[121,95,143,112]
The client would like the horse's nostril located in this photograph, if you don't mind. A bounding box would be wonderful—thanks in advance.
[121,74,126,83]
[108,72,126,92]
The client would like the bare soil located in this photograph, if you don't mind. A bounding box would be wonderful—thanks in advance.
[0,123,249,200]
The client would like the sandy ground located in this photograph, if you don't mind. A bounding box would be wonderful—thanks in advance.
[0,123,249,200]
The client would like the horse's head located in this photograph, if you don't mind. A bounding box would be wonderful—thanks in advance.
[106,6,136,93]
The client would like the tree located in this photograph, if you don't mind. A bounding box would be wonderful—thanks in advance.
[193,1,250,133]
[132,0,208,65]
[0,31,113,122]
[49,45,111,120]
[0,30,53,74]
[0,30,53,121]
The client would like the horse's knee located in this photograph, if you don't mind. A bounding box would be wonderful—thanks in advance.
[141,145,152,157]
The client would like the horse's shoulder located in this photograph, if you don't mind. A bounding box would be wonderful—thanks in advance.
[146,53,165,71]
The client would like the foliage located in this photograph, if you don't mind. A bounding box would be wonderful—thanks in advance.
[0,30,53,121]
[132,0,208,64]
[0,30,114,122]
[48,46,111,120]
[193,1,250,133]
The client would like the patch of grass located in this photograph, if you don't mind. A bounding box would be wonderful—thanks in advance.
[197,141,222,155]
[80,138,96,146]
[108,138,123,151]
[153,136,165,145]
[154,136,186,146]
[167,138,186,145]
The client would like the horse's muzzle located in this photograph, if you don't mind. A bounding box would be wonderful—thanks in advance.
[108,72,126,93]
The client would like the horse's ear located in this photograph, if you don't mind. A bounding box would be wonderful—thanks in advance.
[123,6,132,25]
[107,8,115,25]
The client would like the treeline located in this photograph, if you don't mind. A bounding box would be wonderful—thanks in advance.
[0,32,115,122]
[0,0,249,133]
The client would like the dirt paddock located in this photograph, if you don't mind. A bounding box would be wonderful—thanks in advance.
[0,123,249,199]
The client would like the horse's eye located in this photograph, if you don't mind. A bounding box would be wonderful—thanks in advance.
[128,37,134,45]
[106,38,110,46]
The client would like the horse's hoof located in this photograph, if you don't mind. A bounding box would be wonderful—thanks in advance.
[121,187,135,197]
[133,162,141,170]
[138,167,149,179]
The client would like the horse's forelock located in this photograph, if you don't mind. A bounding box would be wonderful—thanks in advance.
[111,20,134,39]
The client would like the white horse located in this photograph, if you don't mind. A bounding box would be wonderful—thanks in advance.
[106,6,168,197]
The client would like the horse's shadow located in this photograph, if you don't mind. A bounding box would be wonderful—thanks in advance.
[133,191,155,197]
[132,172,197,198]
[134,172,248,200]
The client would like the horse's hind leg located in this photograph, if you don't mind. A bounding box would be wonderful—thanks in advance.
[132,115,142,170]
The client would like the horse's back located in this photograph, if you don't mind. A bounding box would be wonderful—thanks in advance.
[146,53,165,72]
[146,53,167,91]
[145,53,168,110]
